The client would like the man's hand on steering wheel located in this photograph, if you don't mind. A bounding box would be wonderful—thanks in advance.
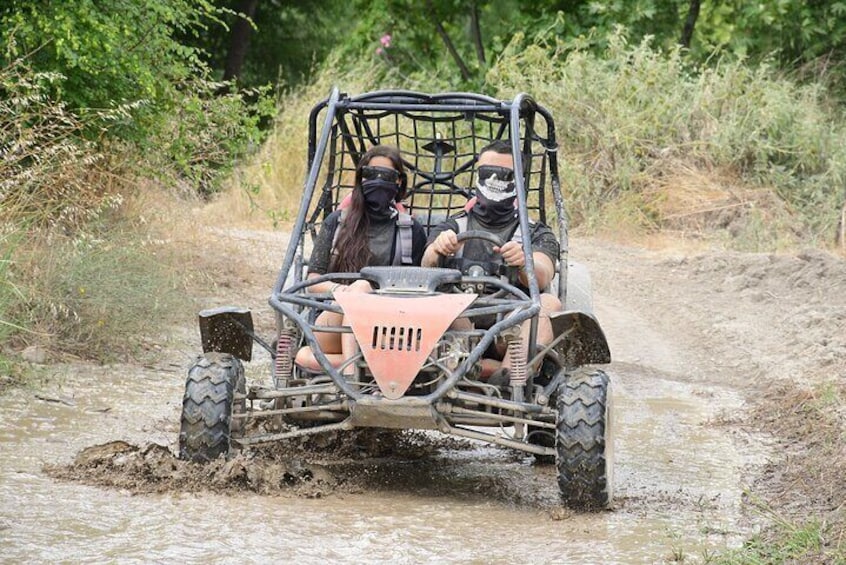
[432,229,461,257]
[494,240,525,268]
[435,230,521,284]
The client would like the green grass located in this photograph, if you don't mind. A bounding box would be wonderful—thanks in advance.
[714,519,839,564]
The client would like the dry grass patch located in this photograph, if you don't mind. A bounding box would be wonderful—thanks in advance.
[739,379,846,561]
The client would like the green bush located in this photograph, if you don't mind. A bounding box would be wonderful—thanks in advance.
[1,2,273,198]
[143,79,276,197]
[0,0,220,116]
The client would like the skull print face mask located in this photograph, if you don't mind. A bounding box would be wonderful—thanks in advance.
[473,165,517,224]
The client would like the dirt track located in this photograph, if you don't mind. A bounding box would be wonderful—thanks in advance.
[1,229,844,562]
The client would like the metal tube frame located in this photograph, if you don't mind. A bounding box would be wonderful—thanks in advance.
[262,87,567,450]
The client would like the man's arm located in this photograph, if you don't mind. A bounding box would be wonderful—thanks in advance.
[524,251,555,290]
[496,242,555,290]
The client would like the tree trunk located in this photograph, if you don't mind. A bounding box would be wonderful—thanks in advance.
[680,0,701,49]
[470,2,486,66]
[425,0,472,82]
[222,0,259,82]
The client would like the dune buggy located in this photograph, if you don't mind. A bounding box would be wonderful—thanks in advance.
[178,88,613,509]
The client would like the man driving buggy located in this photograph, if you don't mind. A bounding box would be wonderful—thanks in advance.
[421,140,562,383]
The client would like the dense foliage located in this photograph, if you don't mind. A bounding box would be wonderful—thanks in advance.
[1,1,274,195]
[187,0,846,92]
[1,0,218,109]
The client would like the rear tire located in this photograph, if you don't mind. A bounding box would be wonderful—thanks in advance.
[555,367,612,509]
[179,352,246,463]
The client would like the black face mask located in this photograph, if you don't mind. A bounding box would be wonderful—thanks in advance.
[361,179,398,220]
[472,192,516,225]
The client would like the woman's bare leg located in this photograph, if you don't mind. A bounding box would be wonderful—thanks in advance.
[338,279,374,376]
[294,347,345,371]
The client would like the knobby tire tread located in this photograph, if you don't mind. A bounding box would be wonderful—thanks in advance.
[178,352,245,463]
[556,368,611,509]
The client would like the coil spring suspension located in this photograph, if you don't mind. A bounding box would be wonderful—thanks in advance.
[506,335,527,386]
[274,329,296,388]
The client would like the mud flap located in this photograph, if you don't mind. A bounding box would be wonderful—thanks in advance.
[198,307,254,362]
[550,311,611,366]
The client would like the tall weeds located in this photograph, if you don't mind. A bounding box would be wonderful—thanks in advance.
[16,220,184,360]
[235,33,846,248]
[0,62,113,228]
[1,56,186,362]
[486,33,846,246]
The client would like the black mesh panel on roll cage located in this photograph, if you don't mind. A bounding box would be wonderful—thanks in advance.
[304,91,554,237]
[269,88,568,403]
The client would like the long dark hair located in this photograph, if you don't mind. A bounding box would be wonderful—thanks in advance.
[330,145,407,273]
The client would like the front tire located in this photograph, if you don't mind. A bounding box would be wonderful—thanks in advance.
[556,367,613,509]
[179,352,246,463]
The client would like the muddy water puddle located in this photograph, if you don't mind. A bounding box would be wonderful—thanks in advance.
[0,361,764,563]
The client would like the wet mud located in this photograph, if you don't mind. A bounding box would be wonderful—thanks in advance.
[2,357,761,563]
[45,431,481,499]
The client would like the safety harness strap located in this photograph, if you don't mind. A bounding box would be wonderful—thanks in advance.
[331,208,414,267]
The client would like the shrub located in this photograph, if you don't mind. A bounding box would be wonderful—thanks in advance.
[0,57,118,229]
[143,79,276,197]
[0,0,221,118]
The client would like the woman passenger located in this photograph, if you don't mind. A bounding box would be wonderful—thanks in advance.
[294,145,427,374]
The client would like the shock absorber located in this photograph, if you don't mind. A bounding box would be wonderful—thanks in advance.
[505,332,527,439]
[274,328,296,389]
[507,335,528,387]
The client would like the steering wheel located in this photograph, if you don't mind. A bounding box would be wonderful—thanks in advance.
[439,230,519,283]
[456,229,504,249]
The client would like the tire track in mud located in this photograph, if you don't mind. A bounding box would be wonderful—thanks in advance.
[576,238,846,542]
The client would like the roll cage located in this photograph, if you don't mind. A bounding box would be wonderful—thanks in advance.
[268,88,571,399]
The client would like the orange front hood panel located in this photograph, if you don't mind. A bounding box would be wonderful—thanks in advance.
[332,292,477,399]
